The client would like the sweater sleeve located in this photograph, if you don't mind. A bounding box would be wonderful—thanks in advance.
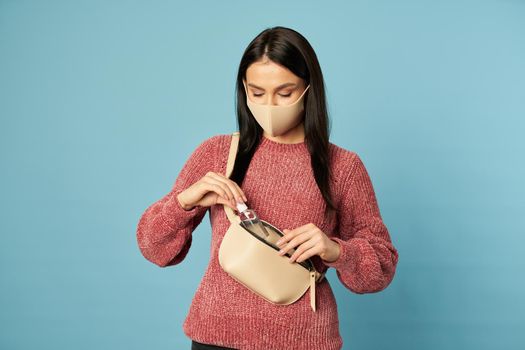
[322,153,399,294]
[136,135,220,267]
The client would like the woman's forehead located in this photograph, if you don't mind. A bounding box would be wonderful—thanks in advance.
[245,61,301,89]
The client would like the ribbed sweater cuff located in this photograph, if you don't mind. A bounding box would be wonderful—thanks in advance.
[322,236,360,271]
[161,190,203,231]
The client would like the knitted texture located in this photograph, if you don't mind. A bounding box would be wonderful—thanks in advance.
[136,134,399,350]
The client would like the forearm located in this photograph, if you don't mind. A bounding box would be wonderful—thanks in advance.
[322,222,398,293]
[136,189,207,267]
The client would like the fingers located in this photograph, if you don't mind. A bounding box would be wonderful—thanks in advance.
[199,178,232,203]
[199,182,237,210]
[213,172,248,202]
[291,244,319,263]
[276,225,311,246]
[205,172,248,203]
[276,224,329,263]
[215,195,238,211]
[202,175,237,208]
[277,229,316,258]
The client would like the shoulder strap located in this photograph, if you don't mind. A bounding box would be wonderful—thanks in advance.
[225,131,240,178]
[224,131,240,224]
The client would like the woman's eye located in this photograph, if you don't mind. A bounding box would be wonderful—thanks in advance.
[252,93,291,98]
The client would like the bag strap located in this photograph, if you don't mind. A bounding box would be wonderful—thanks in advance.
[223,131,241,224]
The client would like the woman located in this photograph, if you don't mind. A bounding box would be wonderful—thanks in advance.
[136,26,399,350]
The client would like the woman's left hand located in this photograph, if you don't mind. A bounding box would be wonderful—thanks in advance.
[275,223,341,264]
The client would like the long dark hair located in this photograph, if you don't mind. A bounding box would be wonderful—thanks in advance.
[230,26,336,218]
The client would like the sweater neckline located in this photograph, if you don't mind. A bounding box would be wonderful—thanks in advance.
[259,135,307,153]
[261,135,306,149]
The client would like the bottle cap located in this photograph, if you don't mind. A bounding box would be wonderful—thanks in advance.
[236,202,248,213]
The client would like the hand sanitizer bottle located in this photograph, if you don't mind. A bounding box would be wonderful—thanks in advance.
[236,202,270,239]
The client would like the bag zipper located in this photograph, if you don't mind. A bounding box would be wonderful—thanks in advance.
[239,220,314,271]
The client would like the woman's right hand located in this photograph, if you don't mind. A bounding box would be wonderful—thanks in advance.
[176,171,248,212]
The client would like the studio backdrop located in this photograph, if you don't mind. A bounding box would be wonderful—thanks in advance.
[1,1,524,349]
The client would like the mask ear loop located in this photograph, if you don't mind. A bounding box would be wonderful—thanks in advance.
[301,84,311,99]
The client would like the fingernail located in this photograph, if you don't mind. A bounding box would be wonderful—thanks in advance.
[276,240,282,245]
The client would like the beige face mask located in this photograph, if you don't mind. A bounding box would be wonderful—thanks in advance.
[243,81,310,137]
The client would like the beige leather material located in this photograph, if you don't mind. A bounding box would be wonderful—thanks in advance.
[218,131,325,312]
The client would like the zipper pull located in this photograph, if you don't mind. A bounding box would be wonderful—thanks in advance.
[310,271,316,312]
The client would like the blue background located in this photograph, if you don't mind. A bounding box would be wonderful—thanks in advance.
[1,0,524,349]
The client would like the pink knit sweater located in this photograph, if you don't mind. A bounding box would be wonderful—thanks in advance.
[136,133,399,350]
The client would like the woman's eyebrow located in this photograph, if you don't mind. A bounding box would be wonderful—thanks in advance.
[247,82,297,90]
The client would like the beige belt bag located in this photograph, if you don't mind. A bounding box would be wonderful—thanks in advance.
[218,131,325,312]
